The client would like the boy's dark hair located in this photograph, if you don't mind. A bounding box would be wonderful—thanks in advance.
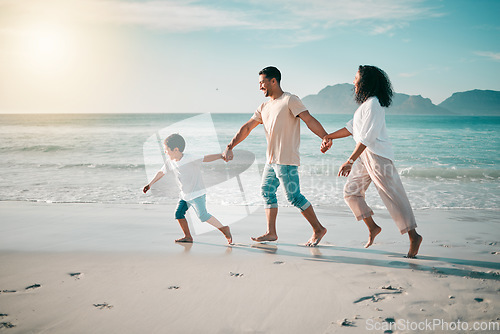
[259,66,281,84]
[164,133,185,152]
[355,65,393,107]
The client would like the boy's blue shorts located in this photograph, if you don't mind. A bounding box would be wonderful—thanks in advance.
[174,194,212,222]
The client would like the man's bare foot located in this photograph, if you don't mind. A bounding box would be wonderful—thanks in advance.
[251,233,278,242]
[406,233,423,258]
[365,225,382,248]
[305,227,327,247]
[175,237,193,243]
[219,226,233,244]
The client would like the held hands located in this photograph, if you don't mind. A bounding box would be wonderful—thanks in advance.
[222,146,233,162]
[143,184,150,193]
[338,162,352,177]
[320,137,332,153]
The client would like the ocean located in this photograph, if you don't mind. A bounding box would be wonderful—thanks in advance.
[0,113,499,211]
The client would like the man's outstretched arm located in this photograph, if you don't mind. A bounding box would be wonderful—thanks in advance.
[223,118,260,161]
[298,111,332,152]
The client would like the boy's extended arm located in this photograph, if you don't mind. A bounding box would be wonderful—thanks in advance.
[223,118,260,162]
[203,153,223,163]
[143,171,165,193]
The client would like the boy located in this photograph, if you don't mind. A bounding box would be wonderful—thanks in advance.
[143,133,232,244]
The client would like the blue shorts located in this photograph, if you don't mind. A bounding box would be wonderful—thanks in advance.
[261,164,311,212]
[174,194,212,222]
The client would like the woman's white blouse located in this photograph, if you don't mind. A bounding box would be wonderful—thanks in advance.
[345,96,394,161]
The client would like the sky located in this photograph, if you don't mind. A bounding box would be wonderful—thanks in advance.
[0,0,499,114]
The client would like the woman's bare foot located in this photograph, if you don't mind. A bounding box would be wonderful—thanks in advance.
[251,233,278,242]
[406,231,423,258]
[219,226,233,244]
[175,236,193,243]
[305,227,327,247]
[365,225,382,248]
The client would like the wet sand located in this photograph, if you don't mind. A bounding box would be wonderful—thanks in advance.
[0,202,499,333]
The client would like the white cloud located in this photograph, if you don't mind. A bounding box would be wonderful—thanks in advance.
[399,72,418,78]
[86,1,253,32]
[0,0,253,32]
[474,51,500,62]
[279,0,442,23]
[0,0,444,37]
[370,23,408,36]
[371,25,396,35]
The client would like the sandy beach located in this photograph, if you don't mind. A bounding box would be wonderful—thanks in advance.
[0,201,499,333]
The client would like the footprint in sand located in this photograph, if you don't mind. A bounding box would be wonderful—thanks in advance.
[69,272,84,279]
[229,272,243,277]
[168,286,180,290]
[338,318,356,327]
[93,303,113,310]
[0,322,15,329]
[0,315,14,329]
[25,284,41,291]
[354,289,403,304]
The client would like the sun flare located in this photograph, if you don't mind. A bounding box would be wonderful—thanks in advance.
[19,24,72,71]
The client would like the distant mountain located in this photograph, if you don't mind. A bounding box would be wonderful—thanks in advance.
[389,93,452,115]
[302,83,358,114]
[302,84,452,115]
[438,90,500,116]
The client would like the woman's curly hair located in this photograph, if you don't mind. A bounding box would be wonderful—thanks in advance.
[355,65,393,107]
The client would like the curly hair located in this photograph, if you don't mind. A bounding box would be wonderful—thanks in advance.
[354,65,393,107]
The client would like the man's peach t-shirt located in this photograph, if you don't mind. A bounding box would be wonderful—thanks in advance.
[251,92,307,166]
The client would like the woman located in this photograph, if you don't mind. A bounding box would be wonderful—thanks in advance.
[321,65,422,258]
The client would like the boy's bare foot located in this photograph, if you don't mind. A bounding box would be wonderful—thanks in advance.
[219,226,233,244]
[305,227,327,247]
[175,237,193,243]
[365,225,382,248]
[406,233,423,258]
[251,233,278,242]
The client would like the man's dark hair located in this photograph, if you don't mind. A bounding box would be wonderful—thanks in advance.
[259,66,281,84]
[164,133,185,152]
[355,65,393,107]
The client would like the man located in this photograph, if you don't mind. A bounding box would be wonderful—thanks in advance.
[223,66,332,246]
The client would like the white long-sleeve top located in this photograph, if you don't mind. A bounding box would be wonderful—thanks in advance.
[345,96,394,161]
